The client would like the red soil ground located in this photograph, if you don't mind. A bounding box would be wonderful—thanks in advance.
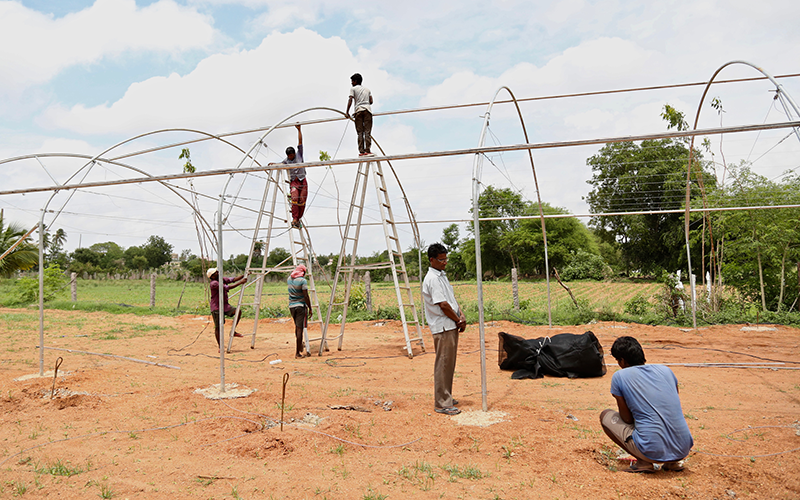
[1,309,799,499]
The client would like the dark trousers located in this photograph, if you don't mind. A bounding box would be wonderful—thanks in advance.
[211,309,240,347]
[290,178,308,221]
[354,110,372,154]
[290,306,307,355]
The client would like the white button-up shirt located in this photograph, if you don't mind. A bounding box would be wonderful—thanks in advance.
[422,267,460,334]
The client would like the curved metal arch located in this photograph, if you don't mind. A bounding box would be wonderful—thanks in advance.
[683,60,800,328]
[32,128,260,376]
[213,107,425,389]
[471,86,553,412]
[215,107,362,390]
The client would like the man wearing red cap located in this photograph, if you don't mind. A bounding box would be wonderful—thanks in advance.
[207,267,246,350]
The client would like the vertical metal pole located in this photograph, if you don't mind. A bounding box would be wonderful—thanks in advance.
[150,273,156,307]
[71,273,77,302]
[472,151,488,413]
[511,268,519,310]
[38,210,45,376]
[217,194,226,393]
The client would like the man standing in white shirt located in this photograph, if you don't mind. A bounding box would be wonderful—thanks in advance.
[422,243,467,415]
[345,73,373,156]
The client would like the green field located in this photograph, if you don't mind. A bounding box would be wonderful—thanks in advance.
[1,274,798,327]
[0,275,661,318]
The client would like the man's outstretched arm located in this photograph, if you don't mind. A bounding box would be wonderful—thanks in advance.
[296,125,302,146]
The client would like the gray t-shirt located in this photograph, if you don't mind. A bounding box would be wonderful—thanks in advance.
[349,85,372,115]
[281,144,305,181]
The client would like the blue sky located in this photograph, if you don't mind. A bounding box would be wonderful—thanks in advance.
[1,0,799,261]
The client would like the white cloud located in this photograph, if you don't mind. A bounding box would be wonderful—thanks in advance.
[563,109,615,131]
[0,0,217,93]
[252,5,320,30]
[421,38,657,107]
[38,29,406,138]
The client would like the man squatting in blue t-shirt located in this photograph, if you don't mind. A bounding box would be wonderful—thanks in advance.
[600,336,694,473]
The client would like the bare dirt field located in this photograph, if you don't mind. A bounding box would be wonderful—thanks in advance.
[1,309,799,499]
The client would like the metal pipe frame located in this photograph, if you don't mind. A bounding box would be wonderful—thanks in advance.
[684,61,800,329]
[2,120,796,198]
[29,129,267,377]
[471,86,554,412]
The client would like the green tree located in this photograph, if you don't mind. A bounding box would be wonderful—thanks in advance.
[124,246,146,269]
[440,224,467,280]
[585,138,713,275]
[0,215,38,277]
[90,241,125,271]
[712,164,800,311]
[71,247,101,267]
[266,247,291,267]
[142,235,173,269]
[468,186,600,278]
[46,228,68,268]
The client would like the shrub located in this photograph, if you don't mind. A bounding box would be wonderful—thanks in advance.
[560,250,609,281]
[14,265,67,304]
[624,294,651,316]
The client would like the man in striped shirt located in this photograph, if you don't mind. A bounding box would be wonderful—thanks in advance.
[287,264,312,358]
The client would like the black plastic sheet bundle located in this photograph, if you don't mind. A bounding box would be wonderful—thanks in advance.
[497,331,607,380]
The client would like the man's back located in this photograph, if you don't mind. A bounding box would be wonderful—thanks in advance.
[611,364,693,462]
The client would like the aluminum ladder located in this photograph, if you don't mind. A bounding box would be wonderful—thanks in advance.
[226,168,324,354]
[320,158,425,358]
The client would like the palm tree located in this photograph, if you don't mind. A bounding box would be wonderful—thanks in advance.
[0,214,39,277]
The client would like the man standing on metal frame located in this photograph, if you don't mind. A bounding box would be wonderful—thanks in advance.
[271,125,306,228]
[346,73,373,156]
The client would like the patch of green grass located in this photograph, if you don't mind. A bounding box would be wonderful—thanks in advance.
[441,463,484,481]
[398,461,437,490]
[275,402,294,412]
[362,487,388,500]
[7,480,27,496]
[330,444,345,456]
[99,483,114,499]
[35,459,84,477]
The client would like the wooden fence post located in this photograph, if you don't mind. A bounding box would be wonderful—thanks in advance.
[70,272,77,302]
[511,268,520,310]
[150,273,156,307]
[364,271,372,313]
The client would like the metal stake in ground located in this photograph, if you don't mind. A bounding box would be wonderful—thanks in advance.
[50,357,63,399]
[280,372,289,431]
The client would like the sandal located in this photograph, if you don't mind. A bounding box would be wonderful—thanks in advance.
[435,407,461,416]
[662,461,685,472]
[624,461,656,474]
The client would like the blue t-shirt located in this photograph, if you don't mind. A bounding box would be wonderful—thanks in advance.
[610,364,694,462]
[287,276,308,309]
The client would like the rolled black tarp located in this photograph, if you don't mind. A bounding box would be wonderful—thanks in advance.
[498,331,607,380]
